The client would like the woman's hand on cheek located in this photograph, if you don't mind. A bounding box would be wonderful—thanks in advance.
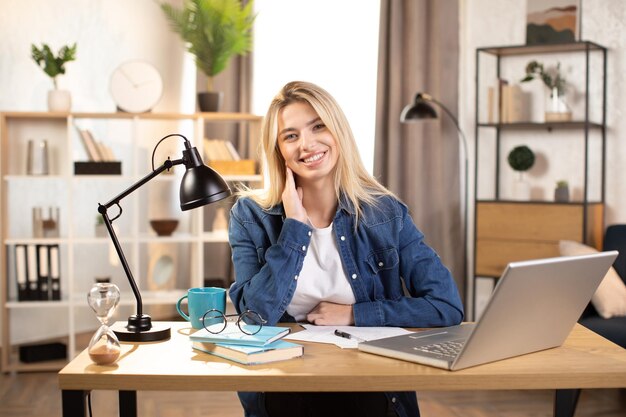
[282,166,308,223]
[306,302,355,326]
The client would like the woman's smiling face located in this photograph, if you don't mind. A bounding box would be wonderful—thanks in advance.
[277,101,339,185]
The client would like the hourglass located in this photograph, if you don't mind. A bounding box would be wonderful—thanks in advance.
[87,283,121,365]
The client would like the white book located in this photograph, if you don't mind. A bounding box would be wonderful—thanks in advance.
[223,140,241,161]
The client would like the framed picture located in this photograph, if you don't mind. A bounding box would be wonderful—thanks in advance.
[526,0,580,45]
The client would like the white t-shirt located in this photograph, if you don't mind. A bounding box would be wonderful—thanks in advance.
[286,222,356,322]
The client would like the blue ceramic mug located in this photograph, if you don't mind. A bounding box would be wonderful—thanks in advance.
[176,287,226,329]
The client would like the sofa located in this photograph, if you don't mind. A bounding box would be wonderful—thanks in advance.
[577,224,626,348]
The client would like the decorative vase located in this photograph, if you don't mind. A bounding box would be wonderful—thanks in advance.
[544,86,571,122]
[512,172,531,201]
[554,186,570,203]
[47,89,72,112]
[198,91,223,112]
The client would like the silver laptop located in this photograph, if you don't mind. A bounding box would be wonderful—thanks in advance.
[358,251,618,371]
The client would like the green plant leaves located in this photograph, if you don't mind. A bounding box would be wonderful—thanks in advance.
[31,43,77,84]
[507,145,535,172]
[160,0,255,87]
[520,59,566,95]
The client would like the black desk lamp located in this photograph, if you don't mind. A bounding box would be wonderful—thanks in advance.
[98,133,231,342]
[400,93,469,315]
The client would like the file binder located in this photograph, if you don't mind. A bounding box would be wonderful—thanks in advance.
[37,244,50,301]
[26,244,39,300]
[15,245,28,301]
[49,245,61,300]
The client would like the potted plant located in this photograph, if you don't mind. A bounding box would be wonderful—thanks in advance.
[507,145,535,200]
[521,60,571,122]
[95,215,107,238]
[160,0,255,112]
[554,180,570,203]
[31,43,77,112]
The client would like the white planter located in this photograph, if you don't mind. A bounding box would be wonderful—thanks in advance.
[47,89,72,112]
[512,174,531,201]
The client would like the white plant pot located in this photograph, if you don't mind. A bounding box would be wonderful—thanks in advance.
[512,175,531,201]
[47,89,72,112]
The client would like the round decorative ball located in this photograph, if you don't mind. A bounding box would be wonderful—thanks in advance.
[507,145,535,172]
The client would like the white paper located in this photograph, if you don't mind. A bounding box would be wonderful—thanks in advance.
[284,325,413,349]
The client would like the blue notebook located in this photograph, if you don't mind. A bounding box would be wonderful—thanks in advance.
[189,322,291,347]
[192,339,303,365]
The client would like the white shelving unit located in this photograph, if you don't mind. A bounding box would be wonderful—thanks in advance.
[0,111,262,372]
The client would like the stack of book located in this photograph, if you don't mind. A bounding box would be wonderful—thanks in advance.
[487,79,531,124]
[76,127,117,162]
[203,138,256,175]
[190,323,303,365]
[74,126,121,175]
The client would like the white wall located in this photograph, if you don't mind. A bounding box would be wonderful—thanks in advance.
[0,0,192,113]
[0,0,192,344]
[461,0,626,242]
[252,0,381,173]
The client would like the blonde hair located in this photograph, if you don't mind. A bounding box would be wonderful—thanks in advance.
[240,81,393,221]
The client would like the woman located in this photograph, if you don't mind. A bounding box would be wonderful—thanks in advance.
[228,81,463,417]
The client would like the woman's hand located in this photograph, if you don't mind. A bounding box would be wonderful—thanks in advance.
[282,166,308,223]
[306,301,355,326]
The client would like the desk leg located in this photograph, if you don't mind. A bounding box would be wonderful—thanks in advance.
[119,390,137,417]
[62,390,88,417]
[554,389,581,417]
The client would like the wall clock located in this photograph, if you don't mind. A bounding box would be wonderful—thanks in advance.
[109,61,163,113]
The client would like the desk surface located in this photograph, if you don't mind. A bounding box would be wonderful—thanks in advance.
[58,322,626,392]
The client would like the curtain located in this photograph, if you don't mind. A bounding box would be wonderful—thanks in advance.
[374,0,464,301]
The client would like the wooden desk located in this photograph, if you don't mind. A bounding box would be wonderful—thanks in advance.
[59,322,626,417]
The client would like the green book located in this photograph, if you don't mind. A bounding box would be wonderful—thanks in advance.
[192,339,303,365]
[189,322,291,347]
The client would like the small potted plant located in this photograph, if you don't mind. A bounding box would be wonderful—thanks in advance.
[507,145,535,200]
[554,180,570,203]
[31,43,77,112]
[160,0,255,112]
[95,215,107,238]
[521,60,571,122]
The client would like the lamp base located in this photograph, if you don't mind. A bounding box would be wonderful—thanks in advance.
[111,321,171,342]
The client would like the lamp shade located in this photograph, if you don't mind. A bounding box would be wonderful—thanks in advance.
[400,93,438,122]
[179,143,231,211]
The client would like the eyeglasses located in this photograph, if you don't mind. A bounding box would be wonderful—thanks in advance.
[201,309,267,335]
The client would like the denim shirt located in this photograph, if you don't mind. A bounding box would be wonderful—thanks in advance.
[228,194,464,417]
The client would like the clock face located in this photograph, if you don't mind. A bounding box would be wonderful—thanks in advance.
[109,61,163,113]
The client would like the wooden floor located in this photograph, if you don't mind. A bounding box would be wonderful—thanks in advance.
[1,371,625,417]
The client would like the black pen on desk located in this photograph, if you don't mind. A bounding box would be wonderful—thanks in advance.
[334,329,365,342]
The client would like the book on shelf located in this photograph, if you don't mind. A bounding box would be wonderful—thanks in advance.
[75,126,116,162]
[189,323,291,347]
[192,339,304,365]
[204,138,241,161]
[499,84,529,123]
[223,140,241,161]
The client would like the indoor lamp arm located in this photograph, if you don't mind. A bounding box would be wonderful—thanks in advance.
[97,157,184,325]
[96,134,232,342]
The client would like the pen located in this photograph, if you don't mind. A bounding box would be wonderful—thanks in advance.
[334,329,365,342]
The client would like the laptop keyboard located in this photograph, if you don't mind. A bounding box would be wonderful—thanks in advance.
[413,340,465,359]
